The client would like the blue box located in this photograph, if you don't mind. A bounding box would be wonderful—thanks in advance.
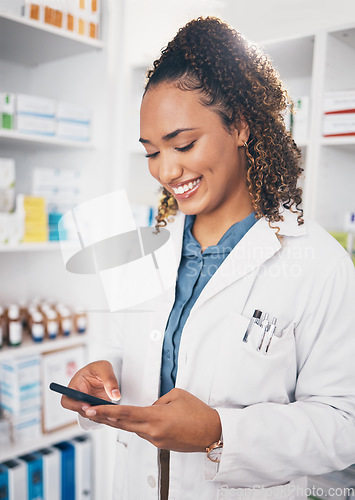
[0,464,9,500]
[53,442,75,500]
[19,453,43,500]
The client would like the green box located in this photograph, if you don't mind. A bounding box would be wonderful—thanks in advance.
[0,93,15,130]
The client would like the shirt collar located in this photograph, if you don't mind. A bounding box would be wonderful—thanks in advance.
[182,212,257,257]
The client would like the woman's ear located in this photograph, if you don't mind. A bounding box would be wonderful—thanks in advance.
[233,117,250,147]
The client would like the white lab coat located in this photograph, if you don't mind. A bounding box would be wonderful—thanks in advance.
[82,208,355,500]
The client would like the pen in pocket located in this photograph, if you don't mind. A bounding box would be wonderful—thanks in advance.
[243,309,262,343]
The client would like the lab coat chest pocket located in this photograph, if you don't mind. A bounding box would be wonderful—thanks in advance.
[209,312,297,408]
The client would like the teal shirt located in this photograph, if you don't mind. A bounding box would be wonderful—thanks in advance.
[160,211,257,396]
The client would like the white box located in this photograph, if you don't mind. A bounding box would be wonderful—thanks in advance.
[71,436,93,499]
[0,355,41,389]
[0,355,41,414]
[323,113,355,136]
[0,158,15,190]
[8,210,25,244]
[57,121,90,141]
[0,157,15,212]
[324,90,355,114]
[0,213,10,243]
[15,114,56,136]
[37,447,61,500]
[2,459,28,500]
[9,410,41,443]
[42,346,85,432]
[16,94,56,118]
[292,96,309,144]
[57,102,91,124]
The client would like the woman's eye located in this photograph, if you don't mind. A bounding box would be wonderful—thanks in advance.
[145,151,159,159]
[175,140,196,152]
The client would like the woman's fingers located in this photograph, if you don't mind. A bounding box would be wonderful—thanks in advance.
[90,361,121,400]
[59,360,121,416]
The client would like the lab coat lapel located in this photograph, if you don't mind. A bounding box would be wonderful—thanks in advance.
[154,213,185,328]
[191,217,282,312]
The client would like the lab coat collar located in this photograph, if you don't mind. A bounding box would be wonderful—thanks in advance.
[166,208,307,312]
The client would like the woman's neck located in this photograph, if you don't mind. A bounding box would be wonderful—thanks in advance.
[191,199,254,250]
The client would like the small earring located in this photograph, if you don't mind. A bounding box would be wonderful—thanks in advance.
[243,141,248,148]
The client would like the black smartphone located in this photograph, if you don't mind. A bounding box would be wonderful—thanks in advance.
[49,382,117,406]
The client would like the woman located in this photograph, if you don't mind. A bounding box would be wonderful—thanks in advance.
[62,17,355,500]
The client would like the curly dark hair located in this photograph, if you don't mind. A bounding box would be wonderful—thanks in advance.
[144,16,304,231]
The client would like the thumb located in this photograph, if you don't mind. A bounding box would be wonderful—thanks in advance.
[94,360,121,401]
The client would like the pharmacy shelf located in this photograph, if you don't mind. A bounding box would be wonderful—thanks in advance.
[0,12,104,66]
[0,333,88,361]
[0,423,84,462]
[0,129,94,150]
[320,136,355,153]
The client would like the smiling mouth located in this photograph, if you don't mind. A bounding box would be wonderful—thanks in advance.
[170,177,201,195]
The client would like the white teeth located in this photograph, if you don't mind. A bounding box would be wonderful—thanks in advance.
[172,178,201,195]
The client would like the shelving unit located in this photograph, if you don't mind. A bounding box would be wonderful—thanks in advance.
[0,4,117,499]
[0,334,89,461]
[0,12,104,66]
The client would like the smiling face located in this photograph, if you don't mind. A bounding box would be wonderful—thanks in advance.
[140,82,253,222]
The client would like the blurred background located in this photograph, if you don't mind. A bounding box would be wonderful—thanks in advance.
[0,1,355,498]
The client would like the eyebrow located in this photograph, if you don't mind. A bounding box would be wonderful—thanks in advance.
[139,128,197,144]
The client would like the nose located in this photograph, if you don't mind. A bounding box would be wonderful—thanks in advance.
[157,153,183,185]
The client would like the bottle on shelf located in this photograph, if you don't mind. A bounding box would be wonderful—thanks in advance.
[57,305,73,336]
[30,311,45,342]
[44,308,59,340]
[7,304,23,347]
[74,307,87,334]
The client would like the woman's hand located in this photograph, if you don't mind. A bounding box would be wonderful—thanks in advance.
[60,360,121,420]
[82,388,222,452]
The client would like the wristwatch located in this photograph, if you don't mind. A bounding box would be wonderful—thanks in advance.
[206,439,223,463]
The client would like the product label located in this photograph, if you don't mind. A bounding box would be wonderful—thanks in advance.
[9,322,22,345]
[32,323,44,341]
